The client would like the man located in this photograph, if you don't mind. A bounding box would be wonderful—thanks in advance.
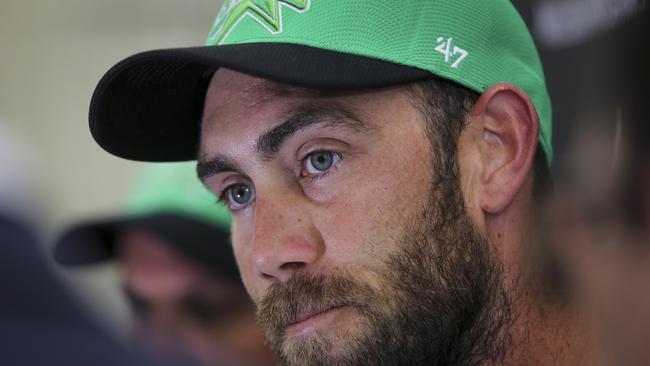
[55,163,277,366]
[84,1,583,365]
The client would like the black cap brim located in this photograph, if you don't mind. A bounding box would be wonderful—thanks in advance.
[90,43,431,162]
[54,213,239,280]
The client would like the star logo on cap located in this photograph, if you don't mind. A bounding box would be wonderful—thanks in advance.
[208,0,311,45]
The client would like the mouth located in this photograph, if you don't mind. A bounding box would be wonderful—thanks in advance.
[286,305,350,334]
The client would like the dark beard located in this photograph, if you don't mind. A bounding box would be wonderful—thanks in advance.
[257,178,512,366]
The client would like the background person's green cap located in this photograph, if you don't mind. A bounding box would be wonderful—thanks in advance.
[90,0,552,164]
[54,163,236,278]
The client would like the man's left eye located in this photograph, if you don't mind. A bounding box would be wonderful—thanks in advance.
[303,150,341,175]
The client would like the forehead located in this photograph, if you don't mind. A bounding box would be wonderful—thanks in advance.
[201,68,380,124]
[199,68,416,157]
[203,68,312,113]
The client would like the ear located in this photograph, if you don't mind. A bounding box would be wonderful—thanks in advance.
[470,83,539,214]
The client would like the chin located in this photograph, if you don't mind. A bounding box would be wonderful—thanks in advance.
[278,307,370,366]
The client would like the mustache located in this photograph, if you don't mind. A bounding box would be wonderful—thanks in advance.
[257,273,375,335]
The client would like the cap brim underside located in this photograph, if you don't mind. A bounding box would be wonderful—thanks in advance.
[54,213,239,279]
[54,217,126,266]
[90,43,431,162]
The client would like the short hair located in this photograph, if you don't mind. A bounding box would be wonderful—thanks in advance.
[405,78,552,203]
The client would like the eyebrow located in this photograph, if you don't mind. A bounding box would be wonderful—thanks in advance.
[256,107,368,160]
[197,154,242,181]
[197,107,369,181]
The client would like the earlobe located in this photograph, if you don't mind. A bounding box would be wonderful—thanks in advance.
[471,84,539,214]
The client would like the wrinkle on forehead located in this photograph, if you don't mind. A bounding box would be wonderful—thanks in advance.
[202,68,383,127]
[202,69,311,123]
[240,77,307,107]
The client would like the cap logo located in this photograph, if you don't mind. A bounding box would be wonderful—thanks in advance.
[435,37,469,68]
[208,0,312,45]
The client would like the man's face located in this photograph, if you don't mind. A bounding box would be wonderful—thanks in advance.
[199,69,509,365]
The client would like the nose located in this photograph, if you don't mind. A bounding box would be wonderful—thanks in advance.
[251,192,324,284]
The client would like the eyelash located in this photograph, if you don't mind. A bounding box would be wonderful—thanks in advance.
[217,191,230,206]
[216,190,230,208]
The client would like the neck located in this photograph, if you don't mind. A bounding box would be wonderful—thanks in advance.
[482,189,595,365]
[498,285,595,365]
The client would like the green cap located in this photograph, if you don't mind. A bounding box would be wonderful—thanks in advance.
[89,0,552,163]
[126,162,230,229]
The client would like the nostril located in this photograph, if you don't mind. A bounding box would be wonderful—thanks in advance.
[280,262,306,271]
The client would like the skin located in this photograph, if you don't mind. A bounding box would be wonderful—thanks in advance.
[118,229,278,366]
[198,68,591,365]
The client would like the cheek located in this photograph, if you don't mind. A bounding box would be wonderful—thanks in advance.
[316,135,433,265]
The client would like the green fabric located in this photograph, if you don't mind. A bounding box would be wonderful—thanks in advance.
[126,162,231,230]
[206,0,553,163]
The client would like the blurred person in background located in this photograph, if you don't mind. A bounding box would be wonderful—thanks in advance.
[540,4,650,366]
[0,122,172,366]
[55,163,278,366]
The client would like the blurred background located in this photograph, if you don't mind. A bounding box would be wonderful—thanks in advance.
[0,0,226,334]
[0,0,224,232]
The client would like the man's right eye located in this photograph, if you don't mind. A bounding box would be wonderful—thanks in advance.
[221,183,255,210]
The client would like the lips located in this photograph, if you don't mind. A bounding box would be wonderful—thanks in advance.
[288,305,346,327]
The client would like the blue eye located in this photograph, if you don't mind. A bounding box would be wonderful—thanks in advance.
[226,183,254,207]
[308,151,335,172]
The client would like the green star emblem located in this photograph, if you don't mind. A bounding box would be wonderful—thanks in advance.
[207,0,311,45]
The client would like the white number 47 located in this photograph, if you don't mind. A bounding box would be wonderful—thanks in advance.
[435,37,469,69]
